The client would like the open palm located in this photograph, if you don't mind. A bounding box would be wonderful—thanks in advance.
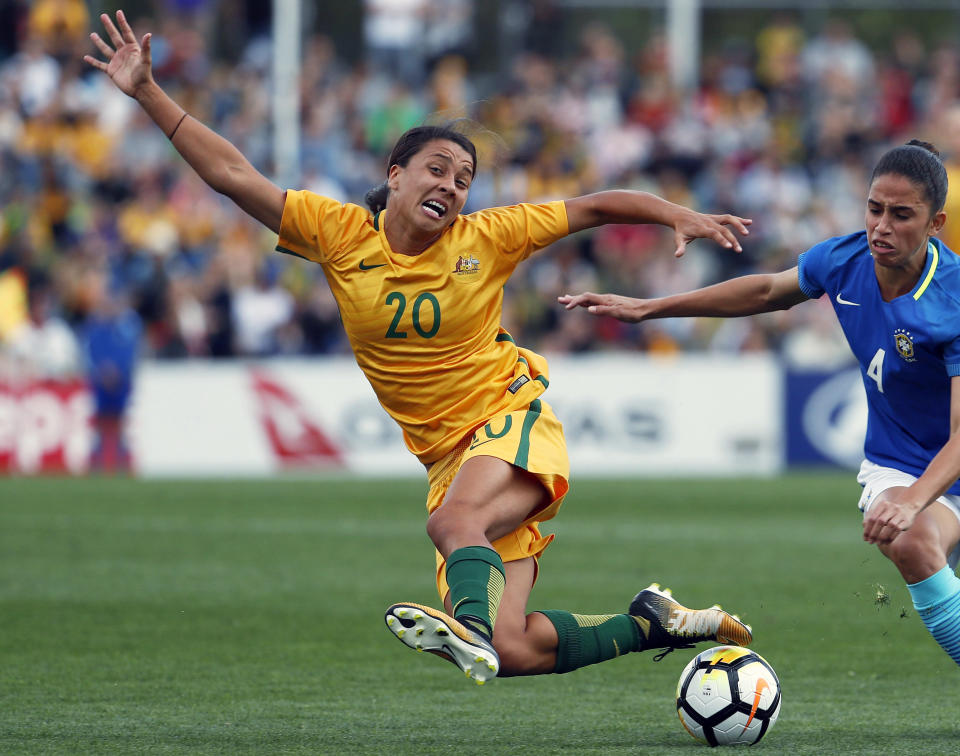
[84,10,153,98]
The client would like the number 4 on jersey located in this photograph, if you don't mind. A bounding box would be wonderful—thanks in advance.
[866,348,885,393]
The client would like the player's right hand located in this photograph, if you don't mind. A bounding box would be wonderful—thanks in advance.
[557,292,651,323]
[84,10,154,99]
[862,487,924,545]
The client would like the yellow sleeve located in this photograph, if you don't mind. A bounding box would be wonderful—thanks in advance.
[467,201,569,262]
[276,190,371,264]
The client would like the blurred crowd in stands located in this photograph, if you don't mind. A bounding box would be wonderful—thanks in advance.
[3,0,960,381]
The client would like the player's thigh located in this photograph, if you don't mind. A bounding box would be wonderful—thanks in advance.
[925,501,960,560]
[858,461,960,570]
[441,454,550,542]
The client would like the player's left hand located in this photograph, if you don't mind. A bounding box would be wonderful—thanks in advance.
[672,209,751,258]
[862,488,924,545]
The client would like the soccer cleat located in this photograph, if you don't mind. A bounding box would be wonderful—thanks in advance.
[384,603,500,685]
[629,583,752,656]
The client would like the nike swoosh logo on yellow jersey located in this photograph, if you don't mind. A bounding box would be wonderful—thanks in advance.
[359,258,387,270]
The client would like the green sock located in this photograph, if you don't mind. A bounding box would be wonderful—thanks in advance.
[539,610,644,673]
[446,546,505,639]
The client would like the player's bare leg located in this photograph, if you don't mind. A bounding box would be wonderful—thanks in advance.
[448,550,752,677]
[447,557,557,676]
[426,455,550,557]
[878,498,960,583]
[425,456,548,639]
[387,455,752,679]
[878,497,960,666]
[386,457,548,683]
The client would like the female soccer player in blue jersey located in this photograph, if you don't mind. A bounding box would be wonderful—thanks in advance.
[561,140,960,668]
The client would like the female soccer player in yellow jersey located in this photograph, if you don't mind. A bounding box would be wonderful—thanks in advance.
[87,10,754,684]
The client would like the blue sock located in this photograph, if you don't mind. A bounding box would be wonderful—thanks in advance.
[906,566,960,666]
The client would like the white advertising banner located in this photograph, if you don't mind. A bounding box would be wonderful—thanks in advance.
[129,355,782,478]
[549,354,781,476]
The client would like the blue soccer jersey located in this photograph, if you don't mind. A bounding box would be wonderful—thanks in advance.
[798,231,960,493]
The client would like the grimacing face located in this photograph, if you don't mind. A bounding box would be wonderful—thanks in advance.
[865,172,945,272]
[387,139,474,235]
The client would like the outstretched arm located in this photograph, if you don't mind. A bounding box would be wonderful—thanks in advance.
[558,267,807,323]
[85,11,284,233]
[863,376,960,545]
[564,190,752,256]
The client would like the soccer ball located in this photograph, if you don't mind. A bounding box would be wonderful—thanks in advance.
[676,645,781,747]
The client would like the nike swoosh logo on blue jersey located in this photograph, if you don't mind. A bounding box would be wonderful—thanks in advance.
[359,259,387,270]
[836,292,860,306]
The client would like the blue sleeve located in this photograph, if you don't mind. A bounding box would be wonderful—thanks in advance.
[796,239,835,299]
[946,337,960,377]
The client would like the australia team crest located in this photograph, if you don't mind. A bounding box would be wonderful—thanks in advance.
[453,254,481,276]
[894,328,917,362]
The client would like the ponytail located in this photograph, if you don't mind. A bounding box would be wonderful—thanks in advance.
[364,181,390,214]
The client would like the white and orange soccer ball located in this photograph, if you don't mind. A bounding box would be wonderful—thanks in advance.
[676,645,781,747]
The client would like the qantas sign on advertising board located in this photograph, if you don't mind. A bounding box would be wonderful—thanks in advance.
[128,356,782,477]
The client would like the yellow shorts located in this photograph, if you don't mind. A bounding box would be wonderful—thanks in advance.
[426,398,570,600]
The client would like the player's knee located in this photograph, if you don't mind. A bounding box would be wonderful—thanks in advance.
[882,530,943,579]
[425,503,470,550]
[425,493,485,547]
[425,507,450,547]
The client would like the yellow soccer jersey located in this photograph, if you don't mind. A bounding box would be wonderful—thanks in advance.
[277,190,569,464]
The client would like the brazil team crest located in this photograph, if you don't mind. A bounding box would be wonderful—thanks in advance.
[453,254,480,276]
[894,328,917,362]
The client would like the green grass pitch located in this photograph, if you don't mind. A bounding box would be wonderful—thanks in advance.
[1,473,956,755]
